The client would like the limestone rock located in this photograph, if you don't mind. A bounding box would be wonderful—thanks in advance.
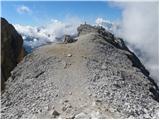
[51,110,60,118]
[67,54,72,57]
[1,17,26,90]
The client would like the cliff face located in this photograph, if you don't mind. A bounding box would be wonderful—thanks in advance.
[1,18,26,90]
[1,24,159,119]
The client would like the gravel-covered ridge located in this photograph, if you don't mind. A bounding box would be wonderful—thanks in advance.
[1,24,159,119]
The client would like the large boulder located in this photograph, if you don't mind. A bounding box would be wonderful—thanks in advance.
[1,17,26,90]
[63,35,75,44]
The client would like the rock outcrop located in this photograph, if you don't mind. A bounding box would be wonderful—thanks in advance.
[1,24,159,119]
[1,18,26,90]
[64,35,77,44]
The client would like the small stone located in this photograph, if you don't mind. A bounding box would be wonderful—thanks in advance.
[64,100,69,103]
[67,54,72,57]
[66,114,75,119]
[62,104,72,112]
[55,94,58,97]
[52,105,55,109]
[95,100,102,105]
[88,93,92,96]
[38,109,42,113]
[101,64,107,70]
[128,115,135,119]
[75,112,88,119]
[82,56,87,59]
[52,110,60,118]
[105,108,109,111]
[33,108,37,112]
[62,106,67,111]
[62,61,67,69]
[69,92,72,95]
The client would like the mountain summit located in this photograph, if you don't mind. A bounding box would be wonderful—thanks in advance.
[1,23,159,118]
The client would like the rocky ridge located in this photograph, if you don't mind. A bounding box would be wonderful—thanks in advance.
[1,23,159,118]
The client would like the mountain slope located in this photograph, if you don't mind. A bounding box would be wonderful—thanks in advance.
[1,24,159,119]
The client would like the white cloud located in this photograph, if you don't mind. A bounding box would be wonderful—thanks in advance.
[14,18,82,49]
[95,17,120,34]
[113,2,159,84]
[96,18,112,26]
[17,5,31,14]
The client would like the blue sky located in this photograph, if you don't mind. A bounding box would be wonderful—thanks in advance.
[1,1,122,26]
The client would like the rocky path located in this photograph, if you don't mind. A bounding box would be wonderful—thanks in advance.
[33,34,114,118]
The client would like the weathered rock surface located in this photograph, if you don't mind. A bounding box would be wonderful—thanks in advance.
[1,18,26,90]
[1,24,159,119]
[64,35,77,44]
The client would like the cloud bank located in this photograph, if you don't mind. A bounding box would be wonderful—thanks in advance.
[15,17,116,50]
[95,17,120,34]
[113,2,159,84]
[14,18,82,50]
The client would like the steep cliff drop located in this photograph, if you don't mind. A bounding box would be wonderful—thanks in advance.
[1,18,26,90]
[1,24,159,118]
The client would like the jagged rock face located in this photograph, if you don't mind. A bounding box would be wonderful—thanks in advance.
[1,18,26,90]
[1,24,159,119]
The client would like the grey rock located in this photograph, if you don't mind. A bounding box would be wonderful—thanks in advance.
[67,54,72,57]
[101,63,107,70]
[64,35,76,43]
[1,17,26,90]
[75,112,89,119]
[64,100,69,103]
[51,110,60,118]
[69,92,72,95]
[62,104,72,112]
